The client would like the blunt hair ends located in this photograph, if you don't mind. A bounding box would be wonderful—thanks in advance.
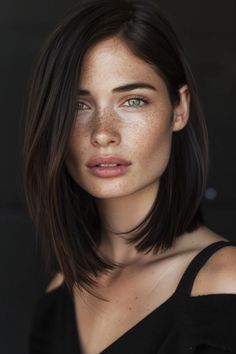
[23,0,208,298]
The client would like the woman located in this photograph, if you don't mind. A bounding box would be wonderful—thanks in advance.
[23,0,236,353]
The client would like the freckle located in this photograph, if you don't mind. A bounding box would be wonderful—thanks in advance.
[135,296,138,300]
[128,307,132,311]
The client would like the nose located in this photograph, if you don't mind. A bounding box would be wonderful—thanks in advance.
[91,110,121,147]
[91,131,120,147]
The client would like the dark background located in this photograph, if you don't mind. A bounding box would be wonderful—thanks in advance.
[0,1,235,353]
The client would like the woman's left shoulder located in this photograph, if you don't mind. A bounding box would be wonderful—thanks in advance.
[192,233,236,296]
[191,226,236,296]
[206,242,236,293]
[183,231,236,351]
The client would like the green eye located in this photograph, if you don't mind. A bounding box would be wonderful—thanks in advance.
[76,101,89,110]
[124,98,147,107]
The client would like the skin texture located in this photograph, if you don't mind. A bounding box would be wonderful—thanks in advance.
[65,36,190,265]
[53,37,236,354]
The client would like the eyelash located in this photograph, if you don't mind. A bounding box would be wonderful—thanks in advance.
[76,96,149,111]
[123,96,149,108]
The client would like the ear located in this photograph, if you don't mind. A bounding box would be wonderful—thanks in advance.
[172,84,190,132]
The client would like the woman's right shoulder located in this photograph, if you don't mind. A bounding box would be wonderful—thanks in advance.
[45,272,64,293]
[29,273,65,350]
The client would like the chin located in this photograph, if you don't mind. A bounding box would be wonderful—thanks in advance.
[85,188,131,199]
[79,181,138,199]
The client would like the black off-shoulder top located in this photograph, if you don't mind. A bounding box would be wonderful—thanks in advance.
[28,240,236,354]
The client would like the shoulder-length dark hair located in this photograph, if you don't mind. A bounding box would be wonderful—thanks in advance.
[22,0,208,299]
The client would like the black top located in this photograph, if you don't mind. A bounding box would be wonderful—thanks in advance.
[29,240,236,354]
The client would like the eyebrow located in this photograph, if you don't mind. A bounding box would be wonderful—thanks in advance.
[77,82,157,96]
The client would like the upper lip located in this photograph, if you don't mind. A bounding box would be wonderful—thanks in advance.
[87,155,132,167]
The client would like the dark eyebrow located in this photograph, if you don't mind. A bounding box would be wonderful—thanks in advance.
[77,82,157,96]
[112,82,157,93]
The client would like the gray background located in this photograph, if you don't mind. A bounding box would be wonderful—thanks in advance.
[0,1,235,353]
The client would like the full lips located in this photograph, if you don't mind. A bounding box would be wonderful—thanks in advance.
[88,164,130,177]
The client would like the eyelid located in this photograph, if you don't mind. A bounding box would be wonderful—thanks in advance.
[121,95,149,107]
[76,95,150,111]
[76,100,91,110]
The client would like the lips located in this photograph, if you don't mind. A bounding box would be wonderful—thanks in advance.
[87,156,131,168]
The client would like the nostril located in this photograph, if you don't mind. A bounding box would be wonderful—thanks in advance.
[91,129,121,147]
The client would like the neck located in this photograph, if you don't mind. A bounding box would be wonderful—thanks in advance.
[95,182,159,265]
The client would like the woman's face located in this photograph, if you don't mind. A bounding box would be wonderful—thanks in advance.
[65,36,189,199]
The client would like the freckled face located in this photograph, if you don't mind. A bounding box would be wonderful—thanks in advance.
[65,37,176,199]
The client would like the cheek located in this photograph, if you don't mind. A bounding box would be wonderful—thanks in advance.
[134,117,173,173]
[65,129,86,175]
[67,121,89,155]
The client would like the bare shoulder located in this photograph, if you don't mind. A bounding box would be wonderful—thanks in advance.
[191,227,236,296]
[203,243,236,293]
[45,273,64,293]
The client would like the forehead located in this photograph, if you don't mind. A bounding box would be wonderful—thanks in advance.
[78,36,165,89]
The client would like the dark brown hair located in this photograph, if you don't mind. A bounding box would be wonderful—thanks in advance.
[22,0,208,299]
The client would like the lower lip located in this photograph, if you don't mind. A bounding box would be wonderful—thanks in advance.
[88,165,130,177]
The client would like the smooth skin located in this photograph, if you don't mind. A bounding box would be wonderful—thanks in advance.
[47,37,236,354]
